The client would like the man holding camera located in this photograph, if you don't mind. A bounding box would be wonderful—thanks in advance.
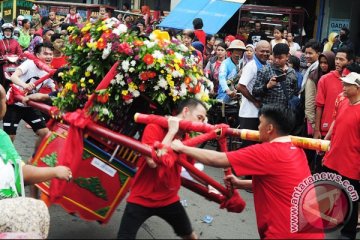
[252,43,298,108]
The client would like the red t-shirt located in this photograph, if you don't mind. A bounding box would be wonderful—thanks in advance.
[226,142,324,239]
[194,29,206,46]
[324,99,360,180]
[315,71,343,135]
[127,124,183,207]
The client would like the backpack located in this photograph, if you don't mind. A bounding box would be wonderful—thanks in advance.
[279,81,305,135]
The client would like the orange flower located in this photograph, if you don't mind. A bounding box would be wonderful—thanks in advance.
[97,38,106,50]
[139,83,146,92]
[97,93,109,103]
[143,54,154,65]
[184,77,191,85]
[72,84,78,93]
[134,40,144,47]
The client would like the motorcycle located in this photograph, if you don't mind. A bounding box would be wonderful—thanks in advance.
[0,54,21,91]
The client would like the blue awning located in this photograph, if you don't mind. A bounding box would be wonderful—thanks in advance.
[158,0,244,34]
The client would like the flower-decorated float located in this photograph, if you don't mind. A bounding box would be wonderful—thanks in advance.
[15,18,330,224]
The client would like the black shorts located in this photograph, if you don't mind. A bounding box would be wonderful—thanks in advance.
[117,201,193,239]
[3,104,46,135]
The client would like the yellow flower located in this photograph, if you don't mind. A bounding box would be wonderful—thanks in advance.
[88,79,94,84]
[174,64,180,71]
[102,25,108,31]
[69,68,76,76]
[168,80,175,87]
[166,74,172,81]
[81,83,86,88]
[67,26,75,32]
[80,78,85,83]
[151,30,170,42]
[85,71,91,77]
[201,93,209,102]
[122,90,128,95]
[179,69,185,76]
[65,82,72,90]
[160,70,165,74]
[173,58,181,64]
[128,82,138,90]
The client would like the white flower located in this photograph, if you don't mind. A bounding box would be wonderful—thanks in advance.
[172,70,181,78]
[132,90,140,98]
[152,50,164,60]
[158,76,168,89]
[153,85,160,91]
[179,44,188,52]
[113,24,127,35]
[102,108,109,115]
[146,41,156,49]
[115,73,124,81]
[174,52,184,60]
[180,83,187,96]
[110,79,116,85]
[122,60,130,72]
[129,67,135,73]
[119,80,126,86]
[130,60,136,66]
[101,43,112,59]
[86,65,93,72]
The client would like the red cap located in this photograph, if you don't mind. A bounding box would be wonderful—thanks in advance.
[225,35,236,43]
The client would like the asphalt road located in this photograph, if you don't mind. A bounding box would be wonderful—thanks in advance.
[10,121,350,239]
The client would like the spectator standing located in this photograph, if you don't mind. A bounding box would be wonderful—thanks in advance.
[304,51,335,136]
[323,32,338,52]
[270,26,287,50]
[314,47,354,139]
[204,42,227,95]
[64,7,82,25]
[18,19,31,50]
[287,32,301,55]
[192,18,206,46]
[331,27,354,53]
[217,40,246,103]
[253,43,298,108]
[246,20,267,46]
[236,40,270,147]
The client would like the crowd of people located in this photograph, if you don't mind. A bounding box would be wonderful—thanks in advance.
[0,4,359,239]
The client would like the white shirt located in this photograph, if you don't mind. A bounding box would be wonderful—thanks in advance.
[10,59,55,107]
[238,59,259,118]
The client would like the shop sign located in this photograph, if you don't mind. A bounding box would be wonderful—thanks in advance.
[328,18,350,34]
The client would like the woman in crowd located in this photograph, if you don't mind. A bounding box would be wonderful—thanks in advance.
[204,42,227,95]
[18,18,31,50]
[287,31,301,55]
[304,51,335,135]
[323,32,338,52]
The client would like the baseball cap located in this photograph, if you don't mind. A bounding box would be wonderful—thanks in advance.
[340,72,360,87]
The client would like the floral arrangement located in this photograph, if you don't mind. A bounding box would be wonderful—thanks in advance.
[53,18,213,124]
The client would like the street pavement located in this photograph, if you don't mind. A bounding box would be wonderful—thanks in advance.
[9,121,352,239]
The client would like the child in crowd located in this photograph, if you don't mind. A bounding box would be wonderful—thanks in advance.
[64,7,82,25]
[270,26,287,49]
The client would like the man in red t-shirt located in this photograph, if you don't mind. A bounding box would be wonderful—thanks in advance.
[322,70,360,239]
[192,18,206,46]
[117,98,207,239]
[172,105,324,239]
[314,47,354,139]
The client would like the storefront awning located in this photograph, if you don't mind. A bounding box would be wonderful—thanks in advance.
[158,0,245,34]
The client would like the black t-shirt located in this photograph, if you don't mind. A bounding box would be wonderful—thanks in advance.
[246,31,268,45]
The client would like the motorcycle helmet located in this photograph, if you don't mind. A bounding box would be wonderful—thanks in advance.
[17,15,24,27]
[1,23,14,39]
[13,27,20,39]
